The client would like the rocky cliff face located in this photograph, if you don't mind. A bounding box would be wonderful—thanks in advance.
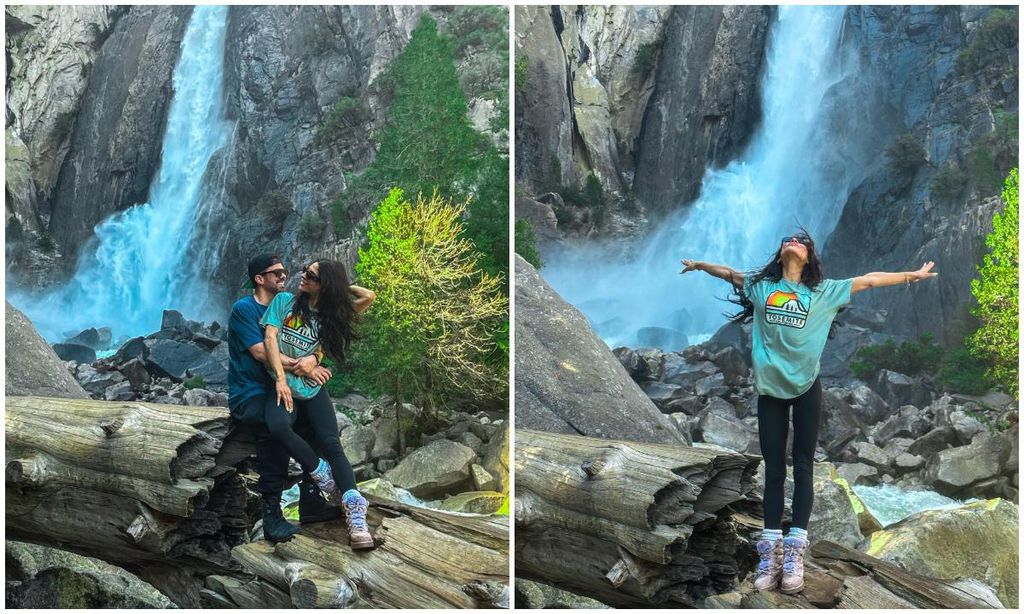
[514,5,770,237]
[824,6,1018,343]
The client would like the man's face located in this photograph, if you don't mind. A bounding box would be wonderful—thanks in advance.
[255,263,287,293]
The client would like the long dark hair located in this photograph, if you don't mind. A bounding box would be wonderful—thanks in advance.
[727,229,834,329]
[291,259,357,363]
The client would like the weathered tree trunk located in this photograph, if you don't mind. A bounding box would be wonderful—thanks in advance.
[514,429,761,607]
[5,396,251,582]
[209,496,509,608]
[6,396,510,608]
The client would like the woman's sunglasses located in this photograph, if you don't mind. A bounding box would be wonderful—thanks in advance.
[301,265,320,283]
[781,236,813,247]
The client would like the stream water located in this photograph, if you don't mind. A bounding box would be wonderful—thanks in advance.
[854,483,980,527]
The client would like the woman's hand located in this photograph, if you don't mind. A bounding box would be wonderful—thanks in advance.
[909,261,937,282]
[679,259,702,274]
[275,378,294,413]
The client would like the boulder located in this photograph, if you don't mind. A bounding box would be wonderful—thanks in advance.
[892,452,926,473]
[871,369,933,409]
[103,381,134,402]
[63,327,113,350]
[661,354,717,388]
[819,388,866,455]
[187,343,229,388]
[710,346,749,385]
[639,381,687,405]
[182,388,225,407]
[370,415,400,460]
[5,306,90,398]
[831,473,884,538]
[514,256,686,444]
[457,431,485,454]
[471,464,497,492]
[340,425,377,466]
[77,366,126,396]
[871,405,932,447]
[112,336,147,363]
[844,383,890,425]
[6,541,172,608]
[613,347,649,381]
[694,372,728,397]
[143,338,210,381]
[851,441,889,469]
[383,439,476,499]
[865,499,1018,608]
[835,462,881,486]
[481,424,510,494]
[118,358,151,389]
[662,394,704,416]
[758,462,864,549]
[439,491,506,514]
[160,309,187,331]
[697,410,757,454]
[922,433,1010,497]
[946,409,988,445]
[52,342,96,364]
[907,426,957,458]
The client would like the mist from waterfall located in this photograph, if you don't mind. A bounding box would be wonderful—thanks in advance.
[542,6,878,351]
[14,6,233,343]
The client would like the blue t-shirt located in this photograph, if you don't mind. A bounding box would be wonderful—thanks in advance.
[744,276,853,399]
[260,292,322,400]
[228,295,272,408]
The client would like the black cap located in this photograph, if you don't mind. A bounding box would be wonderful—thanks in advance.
[244,254,282,289]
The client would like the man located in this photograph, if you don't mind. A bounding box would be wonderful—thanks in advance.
[228,253,341,542]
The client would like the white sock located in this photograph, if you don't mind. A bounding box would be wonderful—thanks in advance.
[762,528,783,542]
[788,527,809,541]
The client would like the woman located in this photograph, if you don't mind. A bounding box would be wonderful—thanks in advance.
[681,233,936,594]
[261,260,377,549]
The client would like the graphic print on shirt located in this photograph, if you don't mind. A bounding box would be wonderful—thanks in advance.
[281,312,318,354]
[764,290,809,329]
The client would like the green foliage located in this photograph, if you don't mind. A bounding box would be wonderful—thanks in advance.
[337,14,509,280]
[934,345,991,395]
[515,55,529,92]
[969,168,1019,396]
[257,190,293,222]
[183,376,206,390]
[850,333,944,380]
[887,133,927,176]
[931,162,966,201]
[559,172,607,227]
[956,8,1018,75]
[315,96,370,145]
[514,219,542,269]
[545,156,562,193]
[632,41,659,77]
[53,110,76,137]
[297,212,327,243]
[967,109,1018,195]
[968,146,1000,193]
[447,6,508,102]
[351,188,508,413]
[321,356,357,400]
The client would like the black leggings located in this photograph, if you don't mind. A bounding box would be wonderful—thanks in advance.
[757,378,822,531]
[263,387,357,495]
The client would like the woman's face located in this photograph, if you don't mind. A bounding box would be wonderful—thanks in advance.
[299,261,321,294]
[779,237,810,266]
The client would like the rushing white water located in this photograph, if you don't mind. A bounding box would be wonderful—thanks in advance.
[854,484,979,527]
[543,6,877,350]
[13,6,232,343]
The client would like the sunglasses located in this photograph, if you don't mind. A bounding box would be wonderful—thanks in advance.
[302,265,320,283]
[781,236,813,247]
[259,268,287,278]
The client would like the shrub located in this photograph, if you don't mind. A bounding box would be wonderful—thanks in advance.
[315,96,370,145]
[297,211,327,243]
[931,162,966,201]
[968,146,1000,194]
[887,133,927,176]
[257,190,292,222]
[515,55,529,92]
[850,333,944,380]
[183,376,206,390]
[969,168,1018,396]
[632,41,659,77]
[514,219,542,269]
[956,9,1018,75]
[935,345,991,395]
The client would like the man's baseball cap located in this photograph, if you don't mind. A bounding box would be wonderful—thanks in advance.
[243,254,283,289]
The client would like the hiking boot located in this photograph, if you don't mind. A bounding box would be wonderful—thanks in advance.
[753,538,784,591]
[309,459,344,507]
[343,491,374,550]
[780,536,809,594]
[298,481,344,524]
[262,500,300,543]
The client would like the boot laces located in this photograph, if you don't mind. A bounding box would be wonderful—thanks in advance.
[783,541,803,574]
[345,497,368,531]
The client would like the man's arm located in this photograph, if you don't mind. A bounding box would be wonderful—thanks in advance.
[851,262,937,295]
[247,343,317,374]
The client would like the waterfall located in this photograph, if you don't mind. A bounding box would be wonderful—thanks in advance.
[542,6,877,350]
[14,6,233,343]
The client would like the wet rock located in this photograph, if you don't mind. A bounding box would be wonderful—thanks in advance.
[865,499,1018,608]
[52,342,96,364]
[383,439,476,499]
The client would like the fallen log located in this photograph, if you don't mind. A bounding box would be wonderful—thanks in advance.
[215,496,510,608]
[514,429,760,607]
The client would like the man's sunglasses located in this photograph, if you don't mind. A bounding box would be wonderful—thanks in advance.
[259,268,287,278]
[781,236,813,247]
[302,265,320,283]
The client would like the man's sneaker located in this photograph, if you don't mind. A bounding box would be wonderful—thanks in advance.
[298,481,343,524]
[262,500,300,543]
[753,538,784,591]
[343,491,374,550]
[780,536,809,594]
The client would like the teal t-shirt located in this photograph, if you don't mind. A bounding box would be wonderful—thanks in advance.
[259,292,322,400]
[744,276,852,399]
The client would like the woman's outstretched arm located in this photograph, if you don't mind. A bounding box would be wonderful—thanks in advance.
[680,259,745,289]
[851,261,937,295]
